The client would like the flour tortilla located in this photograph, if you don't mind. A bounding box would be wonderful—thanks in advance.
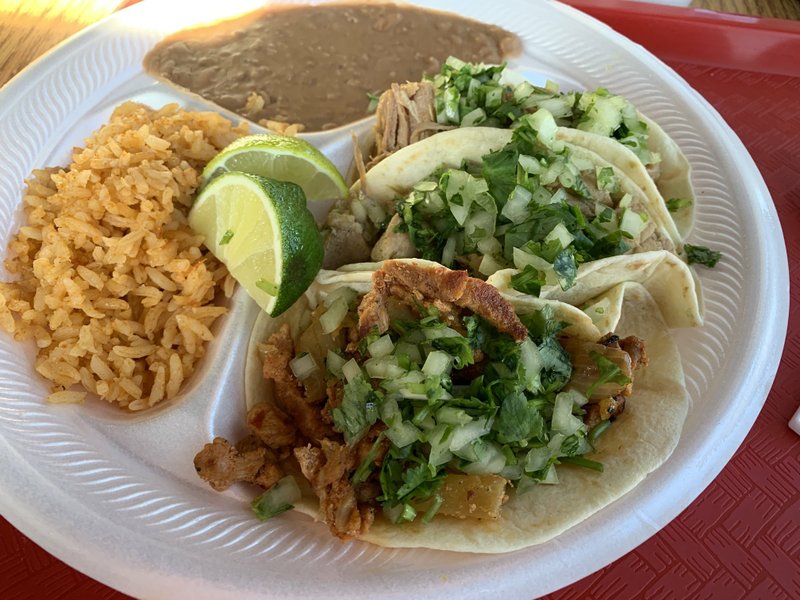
[488,250,704,332]
[245,261,688,553]
[557,122,693,243]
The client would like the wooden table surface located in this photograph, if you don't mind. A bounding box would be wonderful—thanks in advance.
[0,0,799,88]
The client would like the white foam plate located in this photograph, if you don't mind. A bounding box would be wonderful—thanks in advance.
[0,1,788,598]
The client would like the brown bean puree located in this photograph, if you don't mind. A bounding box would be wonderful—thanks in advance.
[144,3,520,132]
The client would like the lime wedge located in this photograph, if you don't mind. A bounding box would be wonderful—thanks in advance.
[201,134,348,202]
[189,172,323,316]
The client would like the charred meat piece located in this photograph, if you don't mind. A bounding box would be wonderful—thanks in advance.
[584,395,627,430]
[194,437,283,492]
[262,324,335,442]
[618,336,648,370]
[246,402,298,449]
[358,260,528,342]
[561,336,645,399]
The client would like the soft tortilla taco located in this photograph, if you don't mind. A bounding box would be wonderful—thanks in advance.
[195,259,688,553]
[325,113,683,284]
[365,57,694,240]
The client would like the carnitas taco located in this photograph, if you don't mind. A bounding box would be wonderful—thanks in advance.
[194,259,688,553]
[368,57,694,239]
[326,112,682,279]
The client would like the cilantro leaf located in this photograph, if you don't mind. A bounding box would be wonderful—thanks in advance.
[495,391,545,444]
[332,376,380,445]
[685,244,721,268]
[585,351,632,398]
[537,338,573,393]
[432,336,474,369]
[553,247,578,290]
[510,265,546,296]
[666,197,692,212]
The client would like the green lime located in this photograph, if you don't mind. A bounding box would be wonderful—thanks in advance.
[201,134,348,202]
[189,172,323,316]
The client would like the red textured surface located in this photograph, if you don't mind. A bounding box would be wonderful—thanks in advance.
[2,4,799,600]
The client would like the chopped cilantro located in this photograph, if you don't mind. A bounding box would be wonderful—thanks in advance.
[666,197,692,212]
[510,265,546,296]
[332,376,380,445]
[585,351,632,398]
[685,244,721,268]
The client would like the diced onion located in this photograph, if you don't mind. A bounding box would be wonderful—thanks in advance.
[441,236,457,267]
[427,424,454,467]
[477,236,503,256]
[462,107,487,127]
[342,358,363,383]
[501,186,532,223]
[540,464,560,485]
[414,180,438,192]
[320,297,348,334]
[552,392,585,436]
[460,441,506,475]
[525,108,558,146]
[368,334,394,358]
[436,406,472,426]
[394,341,422,365]
[500,463,523,480]
[289,353,318,380]
[529,186,552,205]
[524,446,551,473]
[386,420,420,448]
[251,476,301,521]
[519,339,542,393]
[326,350,346,376]
[512,248,558,285]
[422,350,451,376]
[618,193,633,209]
[518,154,543,175]
[620,208,648,238]
[544,222,575,250]
[548,187,567,205]
[449,417,492,452]
[478,253,505,277]
[364,356,405,379]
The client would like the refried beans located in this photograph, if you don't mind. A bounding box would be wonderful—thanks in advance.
[144,3,520,131]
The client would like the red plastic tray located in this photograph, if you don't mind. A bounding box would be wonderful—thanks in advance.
[2,1,799,598]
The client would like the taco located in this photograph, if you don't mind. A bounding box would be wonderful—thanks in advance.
[326,112,682,280]
[367,57,694,239]
[194,259,688,553]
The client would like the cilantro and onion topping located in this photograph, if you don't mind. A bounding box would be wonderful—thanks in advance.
[396,111,649,292]
[431,56,659,166]
[321,302,622,525]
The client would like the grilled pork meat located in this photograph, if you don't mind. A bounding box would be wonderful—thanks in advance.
[194,437,283,492]
[357,260,528,341]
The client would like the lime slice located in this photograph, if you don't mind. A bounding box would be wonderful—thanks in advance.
[201,134,348,202]
[189,172,323,316]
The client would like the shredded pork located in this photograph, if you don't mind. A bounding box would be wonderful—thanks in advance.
[370,81,438,167]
